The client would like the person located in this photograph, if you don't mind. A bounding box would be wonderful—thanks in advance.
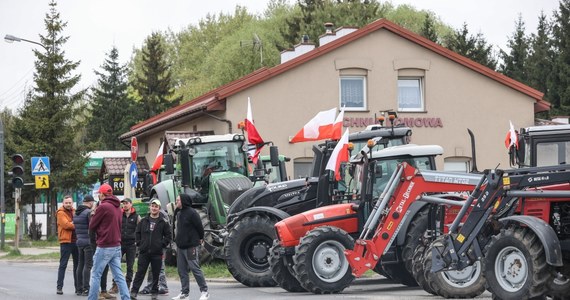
[171,193,209,300]
[109,198,140,294]
[56,195,80,295]
[74,194,96,296]
[130,199,172,300]
[89,200,115,300]
[140,209,170,295]
[88,183,130,300]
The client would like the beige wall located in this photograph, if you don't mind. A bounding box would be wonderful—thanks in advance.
[139,28,537,177]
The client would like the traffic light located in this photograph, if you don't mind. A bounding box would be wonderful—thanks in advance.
[11,154,24,188]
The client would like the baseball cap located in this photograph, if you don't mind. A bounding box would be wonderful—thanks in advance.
[121,198,132,203]
[150,199,161,207]
[83,195,95,202]
[99,183,113,195]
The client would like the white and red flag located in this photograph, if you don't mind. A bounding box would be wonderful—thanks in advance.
[504,121,519,149]
[325,129,350,181]
[150,141,165,184]
[290,107,344,143]
[245,98,265,163]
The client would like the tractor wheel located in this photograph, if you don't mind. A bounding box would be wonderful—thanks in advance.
[224,214,277,287]
[423,242,485,298]
[292,226,355,294]
[483,226,554,300]
[383,206,430,286]
[373,263,392,279]
[268,240,306,292]
[546,263,570,300]
[198,208,214,264]
[411,243,436,295]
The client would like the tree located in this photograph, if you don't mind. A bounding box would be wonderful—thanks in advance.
[444,23,497,70]
[88,46,134,150]
[527,12,554,103]
[420,13,438,43]
[132,32,181,121]
[9,0,91,236]
[499,15,530,83]
[551,0,570,111]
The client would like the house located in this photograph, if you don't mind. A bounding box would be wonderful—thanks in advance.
[120,18,548,178]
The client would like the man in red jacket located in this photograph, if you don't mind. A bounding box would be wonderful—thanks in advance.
[87,184,130,300]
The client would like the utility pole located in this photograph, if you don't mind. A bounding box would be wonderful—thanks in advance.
[0,120,5,250]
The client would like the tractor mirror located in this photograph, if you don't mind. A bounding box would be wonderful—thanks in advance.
[164,154,174,175]
[270,146,280,167]
[375,164,383,177]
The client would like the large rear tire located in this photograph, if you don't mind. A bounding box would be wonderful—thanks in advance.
[411,243,437,295]
[547,263,570,300]
[268,240,305,292]
[224,214,277,287]
[292,226,355,294]
[483,226,554,300]
[198,208,214,264]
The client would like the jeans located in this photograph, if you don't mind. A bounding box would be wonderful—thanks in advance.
[76,245,93,291]
[88,246,130,300]
[131,253,162,294]
[111,243,136,287]
[57,243,79,291]
[177,247,207,295]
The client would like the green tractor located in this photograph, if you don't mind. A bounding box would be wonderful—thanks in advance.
[148,133,285,264]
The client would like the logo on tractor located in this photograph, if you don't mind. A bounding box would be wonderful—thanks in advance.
[395,182,415,213]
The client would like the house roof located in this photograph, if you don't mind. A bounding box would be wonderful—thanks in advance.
[120,18,547,141]
[101,157,150,176]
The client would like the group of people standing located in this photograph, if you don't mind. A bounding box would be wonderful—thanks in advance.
[56,184,209,300]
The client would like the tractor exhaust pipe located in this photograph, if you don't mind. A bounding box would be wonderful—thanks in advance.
[468,129,479,173]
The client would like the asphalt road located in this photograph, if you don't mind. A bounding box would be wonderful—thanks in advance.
[0,260,492,299]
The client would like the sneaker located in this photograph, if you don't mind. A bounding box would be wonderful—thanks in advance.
[139,288,150,295]
[109,283,119,294]
[130,292,137,300]
[76,290,83,296]
[100,292,117,299]
[199,291,210,300]
[56,289,63,295]
[81,289,89,296]
[171,293,189,300]
[158,288,168,295]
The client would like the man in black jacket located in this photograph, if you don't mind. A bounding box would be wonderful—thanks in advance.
[171,193,209,300]
[74,195,95,296]
[130,199,172,300]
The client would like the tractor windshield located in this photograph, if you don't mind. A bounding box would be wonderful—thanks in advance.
[192,141,247,191]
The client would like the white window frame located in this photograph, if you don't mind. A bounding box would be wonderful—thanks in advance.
[339,76,367,111]
[398,77,424,112]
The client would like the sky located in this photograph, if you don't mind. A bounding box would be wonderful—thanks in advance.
[0,0,562,113]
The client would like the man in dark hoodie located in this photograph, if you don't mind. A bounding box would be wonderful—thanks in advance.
[87,184,130,300]
[74,194,96,296]
[171,192,209,300]
[130,199,172,300]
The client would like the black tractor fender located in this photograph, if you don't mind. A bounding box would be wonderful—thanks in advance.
[499,215,563,267]
[396,201,429,246]
[227,206,291,228]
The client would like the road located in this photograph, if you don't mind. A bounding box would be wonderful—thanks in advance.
[0,260,492,299]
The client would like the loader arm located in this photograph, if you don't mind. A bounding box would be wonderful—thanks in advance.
[345,162,483,277]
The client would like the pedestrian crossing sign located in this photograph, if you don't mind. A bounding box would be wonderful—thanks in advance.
[35,175,49,189]
[31,156,50,175]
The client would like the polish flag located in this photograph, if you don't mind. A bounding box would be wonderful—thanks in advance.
[150,142,165,184]
[290,107,343,143]
[331,106,345,140]
[504,121,519,149]
[325,129,350,181]
[245,98,264,163]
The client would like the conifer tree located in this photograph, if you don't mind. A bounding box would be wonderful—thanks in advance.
[500,15,530,83]
[551,0,570,110]
[420,13,438,43]
[88,46,134,150]
[444,23,497,70]
[527,12,553,101]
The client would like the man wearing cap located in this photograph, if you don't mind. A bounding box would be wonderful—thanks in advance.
[56,195,80,295]
[74,194,96,295]
[130,199,172,300]
[88,183,130,300]
[109,198,140,294]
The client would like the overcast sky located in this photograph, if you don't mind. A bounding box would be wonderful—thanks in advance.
[0,0,561,112]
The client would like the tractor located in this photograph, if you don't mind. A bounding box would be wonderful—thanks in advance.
[270,142,449,293]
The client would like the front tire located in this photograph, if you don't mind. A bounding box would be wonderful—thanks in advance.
[224,214,277,287]
[483,226,554,300]
[268,240,305,292]
[292,226,355,294]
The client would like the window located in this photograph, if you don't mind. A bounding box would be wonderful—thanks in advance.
[398,78,424,112]
[340,76,366,111]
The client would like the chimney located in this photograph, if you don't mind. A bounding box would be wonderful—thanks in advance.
[302,34,310,44]
[324,22,334,34]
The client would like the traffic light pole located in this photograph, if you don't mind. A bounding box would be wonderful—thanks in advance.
[14,187,21,252]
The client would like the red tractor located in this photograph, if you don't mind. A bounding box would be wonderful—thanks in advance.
[270,143,450,293]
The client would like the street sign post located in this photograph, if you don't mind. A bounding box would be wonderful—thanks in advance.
[131,137,138,162]
[129,162,138,188]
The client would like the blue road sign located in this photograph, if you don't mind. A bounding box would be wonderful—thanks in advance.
[130,162,138,187]
[31,156,50,175]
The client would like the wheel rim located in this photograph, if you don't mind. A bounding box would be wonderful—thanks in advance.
[494,246,528,292]
[242,234,273,271]
[311,240,348,283]
[441,261,481,288]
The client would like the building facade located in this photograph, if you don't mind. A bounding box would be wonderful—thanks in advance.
[120,19,548,178]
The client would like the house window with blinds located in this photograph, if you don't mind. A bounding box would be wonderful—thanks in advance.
[340,76,367,111]
[398,77,424,112]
